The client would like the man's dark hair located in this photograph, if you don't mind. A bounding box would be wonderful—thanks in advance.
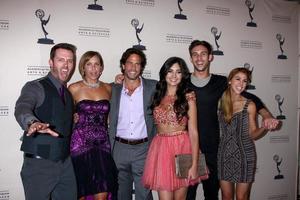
[188,40,213,57]
[119,48,147,74]
[50,43,77,61]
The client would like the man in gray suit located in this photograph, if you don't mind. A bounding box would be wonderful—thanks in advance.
[109,48,156,200]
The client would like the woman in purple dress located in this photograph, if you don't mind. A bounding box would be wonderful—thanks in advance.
[68,51,117,200]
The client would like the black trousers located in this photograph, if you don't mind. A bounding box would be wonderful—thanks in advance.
[186,153,220,200]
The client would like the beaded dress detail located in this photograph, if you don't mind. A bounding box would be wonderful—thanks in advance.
[217,99,256,183]
[153,95,187,126]
[142,95,201,191]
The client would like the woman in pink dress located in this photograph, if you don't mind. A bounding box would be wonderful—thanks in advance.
[142,57,202,199]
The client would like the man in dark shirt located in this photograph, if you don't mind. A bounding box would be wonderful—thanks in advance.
[186,40,279,200]
[15,43,77,200]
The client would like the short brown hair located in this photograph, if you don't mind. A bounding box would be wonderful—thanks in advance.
[78,51,103,79]
[50,43,77,61]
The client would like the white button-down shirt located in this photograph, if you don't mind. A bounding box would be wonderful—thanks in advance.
[116,79,147,139]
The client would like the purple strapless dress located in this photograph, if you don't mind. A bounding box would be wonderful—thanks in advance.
[70,99,117,199]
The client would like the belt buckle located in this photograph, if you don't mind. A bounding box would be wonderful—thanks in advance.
[131,138,147,145]
[24,153,43,159]
[129,139,139,145]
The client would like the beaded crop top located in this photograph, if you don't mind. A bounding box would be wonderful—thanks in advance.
[153,95,195,126]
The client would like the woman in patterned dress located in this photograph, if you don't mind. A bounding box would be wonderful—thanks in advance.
[68,51,117,200]
[142,57,201,199]
[217,67,267,200]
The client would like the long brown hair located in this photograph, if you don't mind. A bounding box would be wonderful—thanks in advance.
[220,67,251,123]
[151,57,191,121]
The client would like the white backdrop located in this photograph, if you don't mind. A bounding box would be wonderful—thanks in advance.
[0,0,298,199]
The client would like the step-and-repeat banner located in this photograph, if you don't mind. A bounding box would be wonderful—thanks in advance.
[0,0,298,199]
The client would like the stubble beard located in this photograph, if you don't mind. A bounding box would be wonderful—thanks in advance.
[125,72,140,82]
[194,64,209,73]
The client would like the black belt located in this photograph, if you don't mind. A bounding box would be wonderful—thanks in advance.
[115,137,148,145]
[24,153,67,162]
[24,153,43,159]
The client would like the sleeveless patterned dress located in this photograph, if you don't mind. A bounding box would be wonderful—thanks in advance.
[70,100,118,199]
[142,95,201,191]
[217,99,256,183]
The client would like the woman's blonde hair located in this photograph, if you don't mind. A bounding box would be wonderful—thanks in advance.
[219,67,251,123]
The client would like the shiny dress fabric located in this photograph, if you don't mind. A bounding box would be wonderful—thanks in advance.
[70,100,118,199]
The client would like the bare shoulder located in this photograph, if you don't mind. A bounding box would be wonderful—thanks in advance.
[247,100,256,113]
[102,82,112,90]
[68,81,82,93]
[101,82,112,95]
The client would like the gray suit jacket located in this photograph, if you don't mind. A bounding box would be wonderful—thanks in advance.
[109,78,157,150]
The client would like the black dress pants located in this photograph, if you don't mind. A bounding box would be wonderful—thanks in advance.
[186,152,220,200]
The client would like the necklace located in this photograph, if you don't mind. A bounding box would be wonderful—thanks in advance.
[127,86,138,93]
[125,81,140,95]
[125,86,138,95]
[83,80,100,88]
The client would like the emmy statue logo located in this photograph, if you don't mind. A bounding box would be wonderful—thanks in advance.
[211,27,224,56]
[273,155,284,179]
[275,94,286,120]
[276,34,287,59]
[244,63,255,90]
[35,9,54,44]
[174,0,187,20]
[245,0,257,27]
[131,18,146,51]
[88,0,103,10]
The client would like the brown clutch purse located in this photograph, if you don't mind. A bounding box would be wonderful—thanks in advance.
[175,153,209,179]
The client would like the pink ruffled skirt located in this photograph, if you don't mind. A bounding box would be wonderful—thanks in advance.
[142,131,200,191]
